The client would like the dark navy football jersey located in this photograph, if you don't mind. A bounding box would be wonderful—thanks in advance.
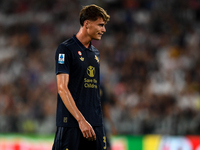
[55,35,103,127]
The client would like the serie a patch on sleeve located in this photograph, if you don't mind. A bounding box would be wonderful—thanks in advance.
[58,54,65,64]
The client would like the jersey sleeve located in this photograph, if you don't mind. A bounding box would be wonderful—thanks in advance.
[55,44,71,75]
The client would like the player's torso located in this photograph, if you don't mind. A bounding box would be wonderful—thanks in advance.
[65,37,101,106]
[70,47,99,85]
[65,39,102,126]
[68,44,100,101]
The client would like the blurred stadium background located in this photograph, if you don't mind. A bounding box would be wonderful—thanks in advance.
[0,0,200,149]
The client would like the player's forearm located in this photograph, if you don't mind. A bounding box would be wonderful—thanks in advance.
[58,87,85,122]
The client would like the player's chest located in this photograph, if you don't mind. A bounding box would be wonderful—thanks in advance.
[71,50,100,70]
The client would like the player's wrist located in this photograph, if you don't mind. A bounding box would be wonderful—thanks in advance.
[76,115,85,123]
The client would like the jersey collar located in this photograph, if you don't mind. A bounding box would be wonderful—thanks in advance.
[73,35,92,51]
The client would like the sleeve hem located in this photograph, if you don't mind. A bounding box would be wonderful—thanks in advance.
[56,71,69,75]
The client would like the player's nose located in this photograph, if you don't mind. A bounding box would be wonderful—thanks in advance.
[102,26,106,32]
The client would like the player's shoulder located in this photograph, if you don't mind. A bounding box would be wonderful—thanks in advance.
[56,37,76,53]
[62,37,75,47]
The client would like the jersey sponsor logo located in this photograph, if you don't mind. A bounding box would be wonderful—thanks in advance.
[58,54,65,64]
[78,51,82,56]
[84,78,97,89]
[87,66,95,77]
[80,57,84,61]
[84,66,97,89]
[95,55,99,63]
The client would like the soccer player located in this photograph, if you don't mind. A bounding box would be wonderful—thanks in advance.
[52,4,110,150]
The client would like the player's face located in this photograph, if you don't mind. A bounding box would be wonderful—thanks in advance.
[86,17,106,40]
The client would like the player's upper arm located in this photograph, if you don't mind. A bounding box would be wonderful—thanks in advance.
[55,44,71,75]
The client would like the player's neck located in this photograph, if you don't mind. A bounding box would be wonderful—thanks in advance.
[76,27,91,48]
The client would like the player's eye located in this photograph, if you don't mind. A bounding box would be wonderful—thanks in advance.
[99,24,104,27]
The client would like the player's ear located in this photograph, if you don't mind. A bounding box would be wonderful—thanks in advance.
[84,20,90,29]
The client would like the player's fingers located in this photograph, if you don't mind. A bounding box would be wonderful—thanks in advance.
[88,129,93,141]
[85,131,90,139]
[88,129,92,137]
[89,131,95,141]
[82,131,87,138]
[91,128,96,140]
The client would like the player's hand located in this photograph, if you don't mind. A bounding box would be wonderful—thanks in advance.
[78,119,96,141]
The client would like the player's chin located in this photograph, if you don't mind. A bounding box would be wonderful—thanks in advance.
[95,35,102,40]
[93,37,101,40]
[96,34,102,40]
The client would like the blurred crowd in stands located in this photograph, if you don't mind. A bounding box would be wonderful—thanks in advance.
[0,0,200,136]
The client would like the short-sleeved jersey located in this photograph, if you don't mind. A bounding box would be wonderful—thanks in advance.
[55,35,103,127]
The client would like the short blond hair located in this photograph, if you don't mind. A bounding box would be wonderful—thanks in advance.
[79,4,110,26]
